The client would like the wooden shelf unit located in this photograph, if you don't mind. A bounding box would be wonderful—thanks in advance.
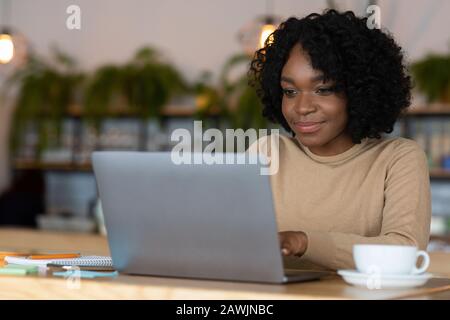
[12,104,450,180]
[405,104,450,116]
[13,160,450,180]
[63,104,221,118]
[14,161,93,172]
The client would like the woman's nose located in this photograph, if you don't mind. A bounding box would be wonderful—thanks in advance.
[293,92,316,115]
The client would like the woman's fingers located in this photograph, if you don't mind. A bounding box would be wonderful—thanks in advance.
[279,234,294,255]
[278,231,308,256]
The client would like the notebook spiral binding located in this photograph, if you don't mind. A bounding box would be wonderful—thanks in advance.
[50,256,113,267]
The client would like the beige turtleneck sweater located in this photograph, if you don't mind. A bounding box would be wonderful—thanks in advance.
[247,133,431,271]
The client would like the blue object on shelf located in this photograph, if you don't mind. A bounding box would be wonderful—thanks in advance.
[442,156,450,170]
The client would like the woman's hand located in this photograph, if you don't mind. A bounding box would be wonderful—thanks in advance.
[278,231,308,257]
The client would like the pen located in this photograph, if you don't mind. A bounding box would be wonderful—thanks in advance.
[0,251,28,267]
[29,253,81,260]
[0,251,29,258]
[0,252,29,266]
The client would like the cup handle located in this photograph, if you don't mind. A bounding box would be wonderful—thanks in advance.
[412,250,430,274]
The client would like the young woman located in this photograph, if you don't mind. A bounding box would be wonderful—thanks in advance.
[248,9,431,271]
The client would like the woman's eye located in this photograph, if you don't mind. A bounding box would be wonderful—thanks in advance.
[282,89,297,97]
[316,87,334,95]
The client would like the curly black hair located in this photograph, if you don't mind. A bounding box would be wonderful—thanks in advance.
[248,9,412,143]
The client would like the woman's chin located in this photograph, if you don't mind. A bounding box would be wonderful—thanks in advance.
[294,134,324,148]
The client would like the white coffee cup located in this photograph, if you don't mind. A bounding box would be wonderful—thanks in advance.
[353,244,430,275]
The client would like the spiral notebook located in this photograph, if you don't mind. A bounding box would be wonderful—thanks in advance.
[5,255,113,267]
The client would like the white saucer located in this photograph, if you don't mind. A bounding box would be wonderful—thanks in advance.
[337,269,433,289]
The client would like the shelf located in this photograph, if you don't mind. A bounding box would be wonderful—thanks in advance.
[11,102,450,176]
[405,104,450,117]
[429,168,450,180]
[430,234,450,244]
[162,105,221,117]
[14,161,92,172]
[14,160,450,179]
[29,103,450,118]
[64,104,221,119]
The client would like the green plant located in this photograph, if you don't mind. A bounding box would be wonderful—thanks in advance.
[197,54,267,130]
[411,53,450,103]
[5,48,85,156]
[191,71,221,126]
[84,47,187,123]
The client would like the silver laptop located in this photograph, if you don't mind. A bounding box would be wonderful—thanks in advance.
[92,152,330,284]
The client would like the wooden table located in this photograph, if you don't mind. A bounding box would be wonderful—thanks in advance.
[1,228,450,300]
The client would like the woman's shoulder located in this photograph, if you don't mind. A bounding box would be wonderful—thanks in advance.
[380,136,423,150]
[374,136,426,155]
[373,136,429,169]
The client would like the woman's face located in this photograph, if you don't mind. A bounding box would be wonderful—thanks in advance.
[280,43,354,156]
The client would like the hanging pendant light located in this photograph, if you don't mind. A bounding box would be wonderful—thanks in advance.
[0,28,14,64]
[258,16,278,49]
[0,0,14,64]
[237,0,282,56]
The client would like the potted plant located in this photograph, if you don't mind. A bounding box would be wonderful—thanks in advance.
[84,47,187,119]
[83,47,188,149]
[190,71,222,128]
[411,52,450,103]
[5,48,85,158]
[193,54,269,131]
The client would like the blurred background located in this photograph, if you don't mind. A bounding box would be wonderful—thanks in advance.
[0,0,449,248]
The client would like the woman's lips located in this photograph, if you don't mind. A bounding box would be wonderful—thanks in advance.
[293,121,325,134]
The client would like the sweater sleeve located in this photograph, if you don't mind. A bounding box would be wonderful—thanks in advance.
[301,140,432,271]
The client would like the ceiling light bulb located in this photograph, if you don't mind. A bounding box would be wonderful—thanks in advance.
[0,33,14,64]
